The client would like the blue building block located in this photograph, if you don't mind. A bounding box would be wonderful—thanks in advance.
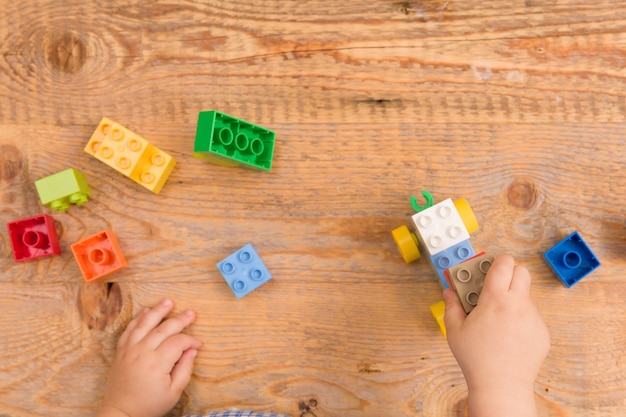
[544,231,600,288]
[217,243,272,298]
[426,240,475,289]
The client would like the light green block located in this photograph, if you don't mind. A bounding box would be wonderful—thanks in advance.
[34,168,91,211]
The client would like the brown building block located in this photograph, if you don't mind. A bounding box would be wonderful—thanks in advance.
[446,253,494,314]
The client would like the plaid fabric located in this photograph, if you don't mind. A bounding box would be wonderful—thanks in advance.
[185,411,292,417]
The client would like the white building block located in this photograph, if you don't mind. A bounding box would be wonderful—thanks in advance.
[410,198,470,257]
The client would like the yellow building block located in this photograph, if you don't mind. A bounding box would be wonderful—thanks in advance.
[391,225,421,263]
[85,117,176,194]
[128,143,176,194]
[454,198,479,234]
[430,300,447,338]
[88,119,148,177]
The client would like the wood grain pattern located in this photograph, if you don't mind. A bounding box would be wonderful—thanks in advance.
[1,1,625,416]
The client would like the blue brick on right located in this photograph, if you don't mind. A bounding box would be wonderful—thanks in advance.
[544,231,600,288]
[217,243,272,298]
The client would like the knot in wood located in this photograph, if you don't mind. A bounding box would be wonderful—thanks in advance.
[46,30,87,74]
[507,178,537,210]
[78,282,124,331]
[0,144,24,182]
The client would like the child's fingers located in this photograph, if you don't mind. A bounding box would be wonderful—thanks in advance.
[158,334,203,368]
[443,288,466,336]
[509,264,532,295]
[169,348,199,394]
[144,310,197,349]
[481,254,515,296]
[125,299,175,345]
[117,307,150,347]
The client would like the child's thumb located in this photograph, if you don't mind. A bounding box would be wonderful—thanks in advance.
[443,288,466,336]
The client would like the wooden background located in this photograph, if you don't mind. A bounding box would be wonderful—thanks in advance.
[1,1,625,416]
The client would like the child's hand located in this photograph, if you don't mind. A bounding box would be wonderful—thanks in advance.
[443,255,550,417]
[97,299,202,417]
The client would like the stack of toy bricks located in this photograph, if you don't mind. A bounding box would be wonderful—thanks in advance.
[392,191,479,287]
[392,191,482,336]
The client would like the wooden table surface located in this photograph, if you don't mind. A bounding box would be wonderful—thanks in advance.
[1,1,625,416]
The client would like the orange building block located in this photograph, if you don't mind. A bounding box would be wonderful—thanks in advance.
[84,117,176,194]
[71,229,128,282]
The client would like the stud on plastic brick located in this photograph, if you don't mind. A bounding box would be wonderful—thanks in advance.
[410,198,471,257]
[445,253,494,314]
[7,214,61,262]
[544,231,600,288]
[71,229,128,282]
[194,111,275,171]
[34,168,91,211]
[427,240,476,289]
[217,243,272,298]
[85,117,176,194]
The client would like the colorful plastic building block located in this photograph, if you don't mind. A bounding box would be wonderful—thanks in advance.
[544,231,601,288]
[426,240,476,289]
[453,197,479,234]
[194,111,275,171]
[391,225,421,263]
[84,117,177,194]
[217,243,272,298]
[393,194,479,264]
[71,229,128,282]
[430,300,447,338]
[410,198,471,257]
[34,168,91,211]
[445,253,494,314]
[7,214,61,262]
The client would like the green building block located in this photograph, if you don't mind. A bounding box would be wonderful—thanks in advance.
[194,111,275,171]
[34,168,91,212]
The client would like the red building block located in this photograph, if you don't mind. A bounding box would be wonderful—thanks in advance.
[7,214,61,262]
[71,230,128,282]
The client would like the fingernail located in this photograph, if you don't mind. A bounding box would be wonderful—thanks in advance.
[162,299,173,307]
[185,309,195,318]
